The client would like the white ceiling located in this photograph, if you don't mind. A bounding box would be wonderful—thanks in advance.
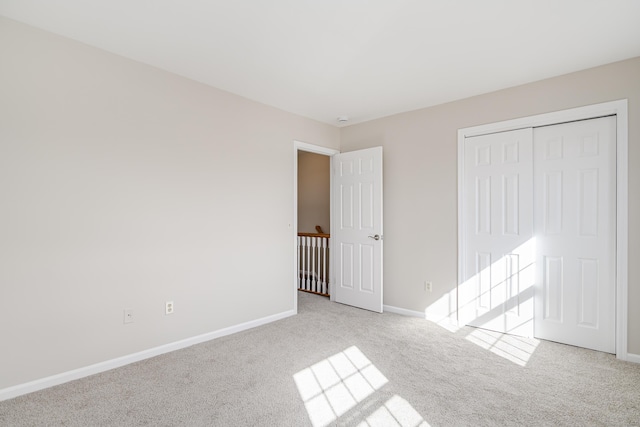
[2,0,640,126]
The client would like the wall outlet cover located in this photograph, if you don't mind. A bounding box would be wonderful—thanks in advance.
[165,301,174,315]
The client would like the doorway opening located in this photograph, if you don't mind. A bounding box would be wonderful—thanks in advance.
[294,142,385,313]
[297,150,331,297]
[293,142,339,312]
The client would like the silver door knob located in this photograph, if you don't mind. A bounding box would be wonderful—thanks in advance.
[368,234,381,241]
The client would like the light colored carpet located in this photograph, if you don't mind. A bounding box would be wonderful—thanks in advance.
[1,292,639,426]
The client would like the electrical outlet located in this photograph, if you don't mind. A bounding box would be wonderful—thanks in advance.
[165,301,174,315]
[425,281,433,292]
[123,308,134,324]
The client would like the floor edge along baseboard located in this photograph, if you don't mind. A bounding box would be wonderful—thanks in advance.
[0,309,296,402]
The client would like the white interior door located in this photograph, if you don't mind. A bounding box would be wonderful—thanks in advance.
[459,128,535,336]
[332,147,383,312]
[533,116,616,353]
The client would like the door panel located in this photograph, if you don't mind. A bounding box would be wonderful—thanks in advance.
[533,116,616,353]
[459,128,534,336]
[333,147,383,312]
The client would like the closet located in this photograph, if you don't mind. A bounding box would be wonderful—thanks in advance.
[459,116,616,353]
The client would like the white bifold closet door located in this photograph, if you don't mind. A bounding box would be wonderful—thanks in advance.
[461,116,616,353]
[460,128,535,337]
[533,116,616,354]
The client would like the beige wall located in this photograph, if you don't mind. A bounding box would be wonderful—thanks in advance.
[0,17,339,390]
[1,15,638,394]
[297,151,330,234]
[340,56,640,354]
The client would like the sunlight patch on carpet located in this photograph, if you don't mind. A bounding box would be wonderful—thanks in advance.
[294,346,386,427]
[294,346,429,427]
[465,328,540,366]
[357,395,430,427]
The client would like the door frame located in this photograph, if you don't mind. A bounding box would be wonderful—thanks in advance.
[457,99,629,360]
[293,141,339,313]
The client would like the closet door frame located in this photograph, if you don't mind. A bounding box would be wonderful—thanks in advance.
[457,99,629,361]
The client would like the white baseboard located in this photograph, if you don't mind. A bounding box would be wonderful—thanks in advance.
[383,304,458,324]
[383,304,425,319]
[0,308,296,402]
[624,352,640,364]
